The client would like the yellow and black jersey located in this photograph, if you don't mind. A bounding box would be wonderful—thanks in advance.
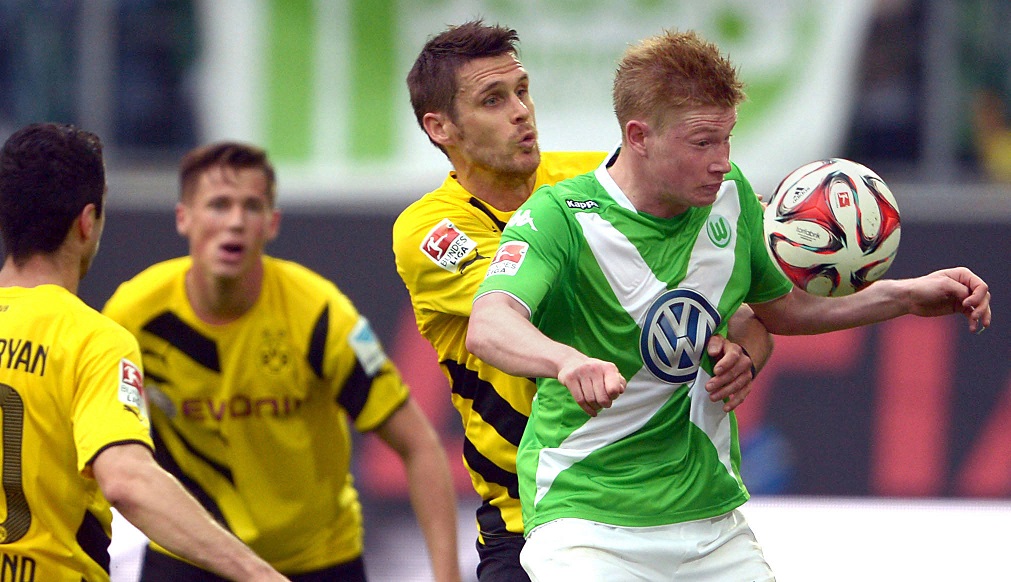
[0,284,152,582]
[392,151,606,540]
[102,256,409,573]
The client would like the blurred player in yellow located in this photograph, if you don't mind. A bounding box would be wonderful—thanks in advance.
[103,142,461,581]
[0,122,287,582]
[393,20,773,581]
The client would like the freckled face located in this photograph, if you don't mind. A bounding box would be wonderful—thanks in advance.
[176,166,279,282]
[644,105,737,215]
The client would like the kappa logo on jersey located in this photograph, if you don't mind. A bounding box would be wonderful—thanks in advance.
[566,199,599,210]
[639,289,721,384]
[421,218,478,272]
[507,209,538,231]
[118,358,148,417]
[485,242,529,277]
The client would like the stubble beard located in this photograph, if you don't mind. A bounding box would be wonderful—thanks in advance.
[499,143,540,183]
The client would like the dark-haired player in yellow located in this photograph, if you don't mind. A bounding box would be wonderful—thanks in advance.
[0,122,286,582]
[394,20,774,582]
[103,142,461,582]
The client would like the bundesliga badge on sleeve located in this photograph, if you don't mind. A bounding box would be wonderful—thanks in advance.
[119,358,150,422]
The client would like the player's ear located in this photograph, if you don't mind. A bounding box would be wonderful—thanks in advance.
[625,119,649,156]
[265,208,281,242]
[175,201,190,237]
[423,111,454,147]
[76,203,99,242]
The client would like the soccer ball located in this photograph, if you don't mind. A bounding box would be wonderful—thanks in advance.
[763,158,901,297]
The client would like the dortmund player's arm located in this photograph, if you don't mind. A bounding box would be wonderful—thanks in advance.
[374,398,463,582]
[92,444,288,582]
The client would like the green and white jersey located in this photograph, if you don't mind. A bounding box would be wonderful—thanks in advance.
[475,160,792,532]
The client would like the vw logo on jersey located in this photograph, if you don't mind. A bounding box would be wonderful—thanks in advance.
[639,288,721,384]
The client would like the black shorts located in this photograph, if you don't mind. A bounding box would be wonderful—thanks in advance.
[475,534,530,582]
[139,545,368,582]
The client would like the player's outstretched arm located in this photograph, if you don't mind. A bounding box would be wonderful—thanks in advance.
[92,444,288,582]
[468,292,625,416]
[751,267,992,335]
[708,305,774,412]
[375,398,463,582]
[902,267,991,332]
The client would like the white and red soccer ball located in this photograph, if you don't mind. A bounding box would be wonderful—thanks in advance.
[763,158,901,297]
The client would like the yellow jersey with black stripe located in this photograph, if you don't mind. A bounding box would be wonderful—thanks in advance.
[102,256,409,574]
[392,151,606,540]
[0,284,152,582]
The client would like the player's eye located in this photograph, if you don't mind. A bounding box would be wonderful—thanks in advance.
[244,199,266,212]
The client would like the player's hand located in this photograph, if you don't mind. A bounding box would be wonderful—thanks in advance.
[705,334,755,412]
[558,356,626,417]
[906,267,991,333]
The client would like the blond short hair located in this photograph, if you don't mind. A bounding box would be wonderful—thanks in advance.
[613,30,746,132]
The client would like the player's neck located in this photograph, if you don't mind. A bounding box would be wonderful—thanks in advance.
[606,153,687,219]
[454,167,536,212]
[184,264,263,325]
[0,253,82,295]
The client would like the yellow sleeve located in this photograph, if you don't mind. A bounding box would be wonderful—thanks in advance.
[73,322,154,471]
[393,197,504,319]
[323,289,409,432]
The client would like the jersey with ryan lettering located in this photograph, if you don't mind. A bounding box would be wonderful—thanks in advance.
[392,151,607,540]
[102,256,409,573]
[475,161,793,533]
[0,284,152,582]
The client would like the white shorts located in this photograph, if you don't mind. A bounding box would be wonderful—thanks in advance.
[520,509,775,582]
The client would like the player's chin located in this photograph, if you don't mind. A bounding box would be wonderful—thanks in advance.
[209,259,251,281]
[517,147,540,166]
[512,152,540,176]
[693,193,719,208]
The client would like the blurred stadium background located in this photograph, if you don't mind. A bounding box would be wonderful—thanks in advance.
[2,0,1008,580]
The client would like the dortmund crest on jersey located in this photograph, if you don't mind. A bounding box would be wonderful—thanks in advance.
[259,329,291,374]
